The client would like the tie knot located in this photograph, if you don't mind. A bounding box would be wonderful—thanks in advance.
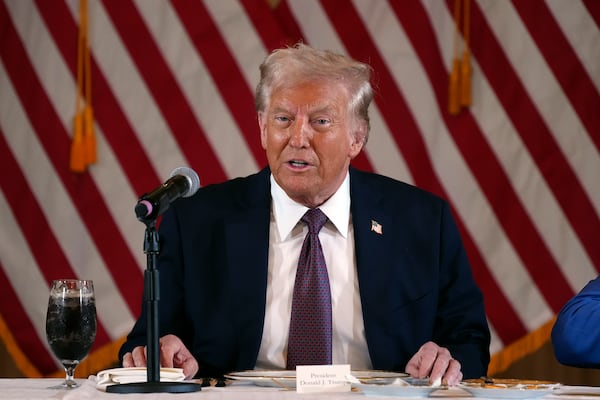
[302,208,327,234]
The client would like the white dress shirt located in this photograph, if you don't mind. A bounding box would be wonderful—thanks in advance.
[255,172,372,370]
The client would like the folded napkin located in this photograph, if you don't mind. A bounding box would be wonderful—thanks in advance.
[95,367,185,390]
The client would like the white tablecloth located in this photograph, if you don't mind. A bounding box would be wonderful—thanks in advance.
[1,377,599,400]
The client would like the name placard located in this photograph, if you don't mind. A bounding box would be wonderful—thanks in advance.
[296,364,351,393]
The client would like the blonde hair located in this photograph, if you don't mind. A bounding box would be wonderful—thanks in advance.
[255,43,373,142]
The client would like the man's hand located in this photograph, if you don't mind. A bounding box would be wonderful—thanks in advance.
[121,334,199,379]
[405,341,462,386]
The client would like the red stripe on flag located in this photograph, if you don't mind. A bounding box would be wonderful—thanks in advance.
[270,1,306,45]
[240,0,294,51]
[583,0,600,28]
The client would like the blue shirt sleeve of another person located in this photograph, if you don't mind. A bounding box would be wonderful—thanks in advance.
[552,275,600,367]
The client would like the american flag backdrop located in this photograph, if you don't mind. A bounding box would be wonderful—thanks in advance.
[0,0,598,378]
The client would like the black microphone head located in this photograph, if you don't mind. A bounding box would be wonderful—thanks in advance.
[170,167,200,197]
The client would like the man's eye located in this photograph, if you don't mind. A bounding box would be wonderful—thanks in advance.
[275,116,290,122]
[314,118,330,125]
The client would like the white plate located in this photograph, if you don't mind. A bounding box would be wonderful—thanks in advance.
[224,370,407,388]
[224,370,296,388]
[354,377,441,398]
[554,385,600,396]
[459,379,561,399]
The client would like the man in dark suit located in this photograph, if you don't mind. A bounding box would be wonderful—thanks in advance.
[120,43,490,385]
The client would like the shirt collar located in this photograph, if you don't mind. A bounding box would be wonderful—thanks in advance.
[271,172,351,240]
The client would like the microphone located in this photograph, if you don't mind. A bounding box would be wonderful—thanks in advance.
[135,167,200,222]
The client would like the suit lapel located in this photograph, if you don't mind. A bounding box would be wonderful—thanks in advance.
[222,168,272,365]
[350,169,398,367]
[350,168,392,300]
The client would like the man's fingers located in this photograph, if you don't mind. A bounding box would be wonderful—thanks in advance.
[122,336,198,379]
[405,342,463,386]
[442,359,463,386]
[428,346,452,380]
[406,342,442,378]
[124,346,148,367]
[430,357,462,386]
[176,352,199,380]
[159,337,176,368]
[121,352,134,368]
[159,334,199,379]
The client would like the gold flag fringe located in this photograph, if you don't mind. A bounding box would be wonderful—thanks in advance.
[0,313,42,377]
[488,318,556,376]
[449,0,471,115]
[70,0,96,173]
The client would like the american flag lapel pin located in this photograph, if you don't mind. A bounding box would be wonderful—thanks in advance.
[370,220,383,235]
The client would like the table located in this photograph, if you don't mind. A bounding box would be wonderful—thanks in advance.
[1,377,599,400]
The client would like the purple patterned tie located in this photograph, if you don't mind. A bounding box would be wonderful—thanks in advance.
[286,208,332,369]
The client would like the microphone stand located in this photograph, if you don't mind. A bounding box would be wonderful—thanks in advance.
[107,218,201,393]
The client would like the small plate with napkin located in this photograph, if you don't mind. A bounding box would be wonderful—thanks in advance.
[95,367,186,390]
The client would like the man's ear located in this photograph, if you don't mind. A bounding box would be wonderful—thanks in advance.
[349,122,367,159]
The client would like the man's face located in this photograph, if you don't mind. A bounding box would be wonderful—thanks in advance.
[259,80,364,207]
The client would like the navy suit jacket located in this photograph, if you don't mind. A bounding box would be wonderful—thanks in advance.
[552,275,600,367]
[120,167,490,378]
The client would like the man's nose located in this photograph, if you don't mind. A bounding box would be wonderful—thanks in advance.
[289,119,311,148]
